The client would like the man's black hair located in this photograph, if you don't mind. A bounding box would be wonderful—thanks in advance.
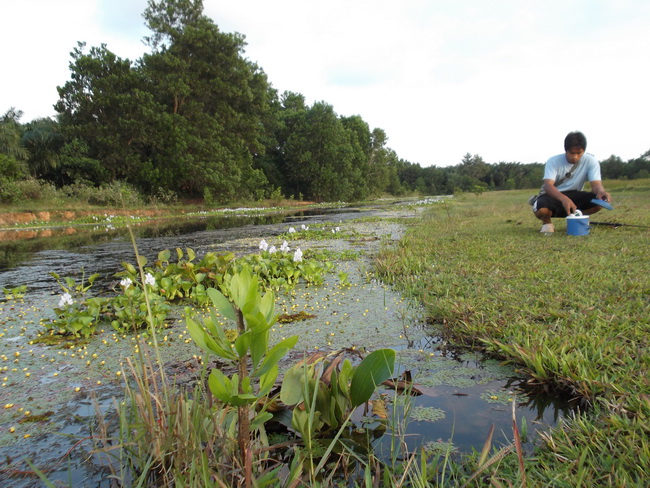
[564,131,587,151]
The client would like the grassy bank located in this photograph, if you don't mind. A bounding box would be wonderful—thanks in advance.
[375,180,650,485]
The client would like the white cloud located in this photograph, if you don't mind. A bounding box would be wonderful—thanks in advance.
[1,0,648,166]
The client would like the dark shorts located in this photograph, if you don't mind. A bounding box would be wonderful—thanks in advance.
[534,190,597,218]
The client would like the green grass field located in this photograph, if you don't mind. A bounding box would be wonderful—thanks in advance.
[375,180,650,486]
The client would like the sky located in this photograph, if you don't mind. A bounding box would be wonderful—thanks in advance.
[2,0,649,167]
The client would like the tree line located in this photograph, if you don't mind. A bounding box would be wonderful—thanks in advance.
[1,0,649,205]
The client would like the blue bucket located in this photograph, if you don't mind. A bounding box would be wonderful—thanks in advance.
[566,211,590,236]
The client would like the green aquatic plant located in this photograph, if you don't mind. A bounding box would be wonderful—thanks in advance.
[232,240,338,292]
[46,269,107,337]
[2,284,27,300]
[279,223,355,242]
[116,248,235,304]
[423,439,458,455]
[109,273,170,332]
[279,348,396,482]
[49,269,100,297]
[186,267,299,487]
[410,406,446,422]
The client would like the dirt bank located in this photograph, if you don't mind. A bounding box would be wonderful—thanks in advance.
[0,209,169,227]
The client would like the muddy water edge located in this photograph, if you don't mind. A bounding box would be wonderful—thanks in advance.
[0,203,575,486]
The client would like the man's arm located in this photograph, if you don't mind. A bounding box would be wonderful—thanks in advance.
[590,180,611,202]
[542,179,577,215]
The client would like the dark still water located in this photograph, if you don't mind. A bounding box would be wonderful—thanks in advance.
[0,206,367,294]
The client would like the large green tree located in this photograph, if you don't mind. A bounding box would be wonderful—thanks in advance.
[55,42,156,187]
[139,0,274,199]
[54,0,275,201]
[21,117,64,179]
[280,101,363,201]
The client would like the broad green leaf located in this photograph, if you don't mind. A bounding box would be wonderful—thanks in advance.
[241,375,252,394]
[187,248,196,261]
[137,255,147,267]
[260,290,276,323]
[350,349,395,407]
[234,331,252,358]
[186,317,236,359]
[184,317,207,351]
[244,311,272,334]
[259,364,279,397]
[122,262,137,275]
[251,411,274,431]
[230,271,245,308]
[338,359,353,396]
[176,248,183,260]
[158,249,171,262]
[242,274,259,315]
[254,335,299,377]
[207,288,236,322]
[281,364,307,406]
[230,393,258,407]
[195,273,206,283]
[209,369,233,404]
[207,309,229,342]
[250,329,269,369]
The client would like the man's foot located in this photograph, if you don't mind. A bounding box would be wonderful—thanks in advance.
[540,223,555,233]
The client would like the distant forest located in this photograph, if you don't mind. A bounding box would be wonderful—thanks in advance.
[1,0,648,205]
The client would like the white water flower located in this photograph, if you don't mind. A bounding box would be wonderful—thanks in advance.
[288,227,296,233]
[293,247,303,263]
[280,240,290,252]
[58,292,74,308]
[300,224,309,231]
[268,245,277,254]
[259,239,269,251]
[144,273,156,286]
[335,226,340,232]
[120,277,133,289]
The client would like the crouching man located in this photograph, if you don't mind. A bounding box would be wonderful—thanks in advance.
[533,131,611,233]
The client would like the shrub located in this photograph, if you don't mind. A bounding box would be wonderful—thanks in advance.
[0,154,28,182]
[0,178,58,204]
[87,181,144,207]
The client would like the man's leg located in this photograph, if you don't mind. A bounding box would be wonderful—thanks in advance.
[580,206,602,216]
[534,207,553,224]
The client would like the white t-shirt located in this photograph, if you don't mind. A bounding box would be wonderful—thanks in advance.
[543,153,602,192]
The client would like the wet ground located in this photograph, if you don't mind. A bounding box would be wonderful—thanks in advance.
[0,202,575,486]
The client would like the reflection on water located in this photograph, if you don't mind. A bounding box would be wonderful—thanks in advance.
[0,211,314,293]
[384,348,579,457]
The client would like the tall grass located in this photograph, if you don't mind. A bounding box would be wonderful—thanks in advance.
[375,181,650,485]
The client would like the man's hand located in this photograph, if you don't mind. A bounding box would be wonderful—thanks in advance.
[562,196,577,216]
[596,190,611,202]
[590,181,610,204]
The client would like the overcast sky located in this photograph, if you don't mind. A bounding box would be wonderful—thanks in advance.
[2,0,649,167]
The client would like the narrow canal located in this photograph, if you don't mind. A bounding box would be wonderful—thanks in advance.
[0,203,576,486]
